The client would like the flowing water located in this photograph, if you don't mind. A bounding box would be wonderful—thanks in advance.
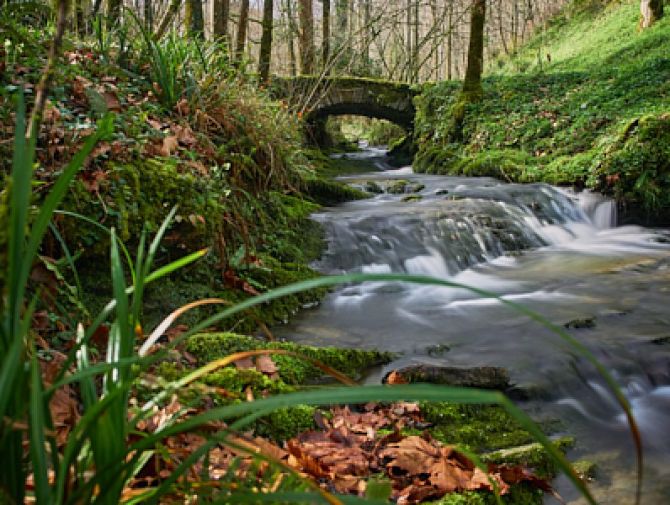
[277,148,670,504]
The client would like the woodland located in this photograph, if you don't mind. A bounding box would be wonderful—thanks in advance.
[0,0,669,504]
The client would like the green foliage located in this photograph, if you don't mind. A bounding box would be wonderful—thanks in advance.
[414,1,670,212]
[590,114,670,210]
[186,332,395,384]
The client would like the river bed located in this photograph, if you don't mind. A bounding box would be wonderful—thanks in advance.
[278,149,670,504]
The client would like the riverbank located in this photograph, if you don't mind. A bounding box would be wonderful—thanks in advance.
[413,0,670,224]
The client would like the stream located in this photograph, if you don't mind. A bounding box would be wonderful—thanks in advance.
[277,147,670,504]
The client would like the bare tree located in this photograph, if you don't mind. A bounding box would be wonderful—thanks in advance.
[298,0,316,73]
[185,0,205,37]
[259,0,275,82]
[236,0,250,59]
[213,0,231,40]
[463,0,485,96]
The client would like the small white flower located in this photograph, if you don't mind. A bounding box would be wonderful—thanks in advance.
[4,39,11,49]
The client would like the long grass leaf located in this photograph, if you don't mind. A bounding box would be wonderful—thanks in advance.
[29,352,53,505]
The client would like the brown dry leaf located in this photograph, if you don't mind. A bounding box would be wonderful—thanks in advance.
[175,98,190,116]
[147,118,164,131]
[256,355,279,380]
[101,90,122,112]
[233,357,255,370]
[386,370,408,384]
[160,135,179,157]
[172,124,197,147]
[187,160,209,176]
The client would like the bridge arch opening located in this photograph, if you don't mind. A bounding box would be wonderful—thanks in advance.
[323,115,406,150]
[306,103,414,148]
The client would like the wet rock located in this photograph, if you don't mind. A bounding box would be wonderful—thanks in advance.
[407,182,425,193]
[425,344,451,357]
[564,317,596,329]
[435,189,449,195]
[386,179,409,194]
[384,364,510,390]
[401,195,423,203]
[364,181,384,194]
[651,335,670,345]
[572,459,597,481]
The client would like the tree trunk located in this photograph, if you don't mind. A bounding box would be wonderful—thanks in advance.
[236,0,250,60]
[144,0,153,32]
[285,0,298,76]
[213,0,230,40]
[462,0,486,97]
[641,0,664,28]
[107,0,122,28]
[73,0,86,36]
[258,0,274,82]
[322,0,331,68]
[335,0,348,55]
[297,0,315,73]
[362,0,371,63]
[447,0,453,80]
[185,0,205,38]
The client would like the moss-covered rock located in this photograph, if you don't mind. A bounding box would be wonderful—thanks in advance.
[186,332,395,384]
[590,114,670,213]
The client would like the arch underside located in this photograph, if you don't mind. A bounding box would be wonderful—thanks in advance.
[308,102,414,130]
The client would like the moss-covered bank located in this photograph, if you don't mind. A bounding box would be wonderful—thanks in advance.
[413,1,670,222]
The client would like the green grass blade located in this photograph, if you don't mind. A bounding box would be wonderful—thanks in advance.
[6,91,32,338]
[143,247,208,284]
[29,352,53,505]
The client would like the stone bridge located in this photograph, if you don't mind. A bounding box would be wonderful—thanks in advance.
[270,76,417,146]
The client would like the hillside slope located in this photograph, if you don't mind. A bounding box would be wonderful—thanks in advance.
[414,0,670,222]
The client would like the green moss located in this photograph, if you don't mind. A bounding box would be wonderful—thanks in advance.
[590,114,670,212]
[418,403,536,454]
[428,485,544,505]
[255,405,317,441]
[186,332,394,384]
[154,359,316,441]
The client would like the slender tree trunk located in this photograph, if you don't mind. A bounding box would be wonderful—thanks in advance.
[322,0,331,68]
[412,0,419,82]
[362,0,371,63]
[144,0,153,32]
[405,0,412,81]
[285,0,298,76]
[107,0,122,28]
[259,0,274,82]
[185,0,205,38]
[335,0,348,55]
[297,0,315,73]
[213,0,230,41]
[236,0,250,60]
[73,0,86,36]
[446,0,453,80]
[641,0,664,28]
[462,0,486,97]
